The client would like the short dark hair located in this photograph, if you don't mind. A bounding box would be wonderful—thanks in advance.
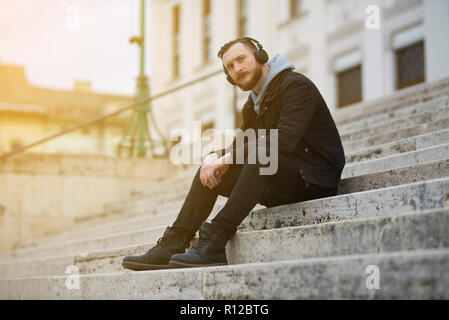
[217,38,258,60]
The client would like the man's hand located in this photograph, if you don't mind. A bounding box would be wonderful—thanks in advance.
[200,153,231,189]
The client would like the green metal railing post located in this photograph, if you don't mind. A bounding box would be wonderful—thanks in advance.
[119,0,167,158]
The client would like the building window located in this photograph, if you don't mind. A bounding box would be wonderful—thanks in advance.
[337,65,362,108]
[289,0,301,19]
[395,41,425,90]
[203,0,213,64]
[237,0,249,37]
[172,5,180,79]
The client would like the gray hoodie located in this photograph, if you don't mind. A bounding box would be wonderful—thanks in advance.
[250,54,295,114]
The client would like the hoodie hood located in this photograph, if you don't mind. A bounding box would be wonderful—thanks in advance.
[250,54,295,114]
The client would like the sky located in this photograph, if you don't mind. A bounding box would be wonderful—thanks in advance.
[0,0,149,96]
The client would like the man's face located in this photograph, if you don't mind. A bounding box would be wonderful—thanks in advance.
[222,43,264,91]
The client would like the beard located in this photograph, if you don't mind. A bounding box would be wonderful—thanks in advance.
[235,64,263,91]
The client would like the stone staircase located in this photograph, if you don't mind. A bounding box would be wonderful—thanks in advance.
[1,78,449,299]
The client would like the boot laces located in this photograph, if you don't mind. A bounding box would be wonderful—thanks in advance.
[191,239,209,254]
[156,237,166,247]
[155,228,188,248]
[155,230,170,247]
[145,235,173,256]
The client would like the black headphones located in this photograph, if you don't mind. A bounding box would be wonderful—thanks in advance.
[222,37,269,86]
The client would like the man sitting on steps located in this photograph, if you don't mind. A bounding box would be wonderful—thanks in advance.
[122,37,346,271]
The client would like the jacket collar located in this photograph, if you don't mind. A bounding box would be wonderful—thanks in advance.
[242,69,289,118]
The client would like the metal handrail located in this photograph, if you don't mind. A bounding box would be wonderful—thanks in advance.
[0,69,223,161]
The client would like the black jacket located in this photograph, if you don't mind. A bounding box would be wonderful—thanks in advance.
[215,69,346,188]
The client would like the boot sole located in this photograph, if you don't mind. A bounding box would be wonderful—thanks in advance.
[168,260,228,268]
[122,261,176,271]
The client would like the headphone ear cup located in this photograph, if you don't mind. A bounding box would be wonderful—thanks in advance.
[224,71,235,85]
[227,75,236,85]
[255,48,269,64]
[223,64,236,85]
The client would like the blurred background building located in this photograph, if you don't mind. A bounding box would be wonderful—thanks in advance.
[149,0,449,139]
[0,63,134,156]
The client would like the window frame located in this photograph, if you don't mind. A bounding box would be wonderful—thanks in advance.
[395,40,425,90]
[337,64,363,108]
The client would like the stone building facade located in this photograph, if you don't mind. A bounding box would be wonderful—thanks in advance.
[0,63,134,156]
[148,0,449,139]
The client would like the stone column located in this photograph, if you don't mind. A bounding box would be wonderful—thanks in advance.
[362,0,385,101]
[424,0,449,82]
[308,0,330,104]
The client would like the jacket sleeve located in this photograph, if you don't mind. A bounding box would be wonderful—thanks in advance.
[226,78,318,162]
[265,79,317,155]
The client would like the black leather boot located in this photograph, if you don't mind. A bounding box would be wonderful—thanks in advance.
[122,226,194,271]
[169,222,230,268]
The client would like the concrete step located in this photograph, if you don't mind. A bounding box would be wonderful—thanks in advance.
[336,86,449,127]
[239,176,449,231]
[343,142,449,178]
[1,248,448,299]
[69,169,199,230]
[2,176,448,262]
[65,187,191,233]
[340,105,448,143]
[334,77,449,125]
[338,158,449,194]
[11,193,188,251]
[104,186,190,212]
[342,106,449,148]
[343,116,449,151]
[345,128,449,164]
[1,207,446,279]
[18,158,449,251]
[14,141,449,252]
[338,96,448,134]
[228,207,449,264]
[102,190,189,218]
[132,166,198,198]
[19,212,179,249]
[0,198,228,261]
[108,170,199,206]
[343,124,426,157]
[17,195,235,249]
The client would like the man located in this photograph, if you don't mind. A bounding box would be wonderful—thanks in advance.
[122,37,346,270]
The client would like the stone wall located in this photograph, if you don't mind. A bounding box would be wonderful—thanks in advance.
[0,152,181,252]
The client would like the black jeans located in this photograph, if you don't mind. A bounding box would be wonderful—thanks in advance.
[172,153,338,236]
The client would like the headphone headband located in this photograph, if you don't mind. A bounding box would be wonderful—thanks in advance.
[242,37,263,50]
